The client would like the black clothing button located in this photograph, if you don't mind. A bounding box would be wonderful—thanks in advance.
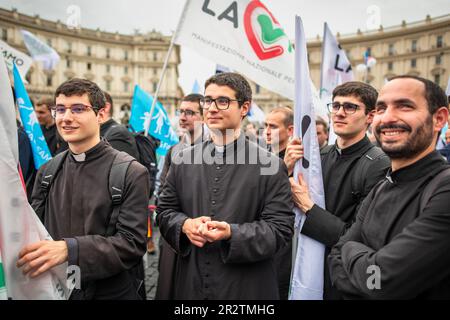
[212,200,216,205]
[214,177,219,182]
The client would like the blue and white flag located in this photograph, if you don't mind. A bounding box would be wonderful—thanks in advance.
[247,102,265,125]
[289,16,326,300]
[191,79,202,94]
[13,64,52,169]
[21,30,60,70]
[129,85,179,156]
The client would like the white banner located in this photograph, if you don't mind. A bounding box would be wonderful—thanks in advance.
[289,16,326,301]
[320,22,354,145]
[175,0,295,99]
[0,39,32,84]
[0,58,68,300]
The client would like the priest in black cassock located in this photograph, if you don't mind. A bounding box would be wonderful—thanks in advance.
[329,75,450,299]
[156,72,294,300]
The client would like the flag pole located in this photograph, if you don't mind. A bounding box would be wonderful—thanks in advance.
[319,23,326,99]
[143,0,190,137]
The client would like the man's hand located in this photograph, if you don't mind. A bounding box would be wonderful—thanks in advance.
[17,240,68,278]
[284,137,304,176]
[290,173,314,213]
[182,216,211,247]
[199,221,231,242]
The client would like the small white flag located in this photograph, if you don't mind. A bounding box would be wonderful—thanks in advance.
[21,30,60,70]
[0,39,33,80]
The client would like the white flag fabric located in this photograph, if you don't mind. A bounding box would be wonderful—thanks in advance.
[446,76,450,96]
[20,30,60,70]
[320,23,354,145]
[0,57,18,163]
[0,58,68,300]
[289,16,326,300]
[320,23,353,100]
[0,39,33,80]
[175,0,295,99]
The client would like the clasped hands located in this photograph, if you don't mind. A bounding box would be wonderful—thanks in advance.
[182,216,231,248]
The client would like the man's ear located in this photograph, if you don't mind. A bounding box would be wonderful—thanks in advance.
[366,110,375,125]
[434,106,449,133]
[288,124,294,137]
[97,108,107,123]
[241,101,250,118]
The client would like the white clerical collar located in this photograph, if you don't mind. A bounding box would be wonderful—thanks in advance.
[72,153,86,162]
[214,145,225,153]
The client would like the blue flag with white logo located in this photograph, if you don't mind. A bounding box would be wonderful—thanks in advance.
[129,85,178,156]
[13,64,52,169]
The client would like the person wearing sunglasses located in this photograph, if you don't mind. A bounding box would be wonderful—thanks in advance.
[285,81,390,299]
[156,72,294,300]
[18,78,150,300]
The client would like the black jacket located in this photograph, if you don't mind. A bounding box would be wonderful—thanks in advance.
[101,119,139,160]
[301,136,390,299]
[32,141,150,299]
[329,151,450,299]
[156,134,294,299]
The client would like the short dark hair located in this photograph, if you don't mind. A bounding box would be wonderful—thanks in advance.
[182,93,204,115]
[103,91,113,116]
[204,72,252,106]
[332,81,378,114]
[316,116,328,132]
[388,75,449,115]
[54,78,106,111]
[35,97,55,109]
[269,106,293,127]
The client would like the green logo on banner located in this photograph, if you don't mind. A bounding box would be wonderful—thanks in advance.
[0,263,5,288]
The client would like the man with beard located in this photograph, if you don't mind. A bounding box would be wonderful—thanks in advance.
[286,81,390,299]
[329,75,450,299]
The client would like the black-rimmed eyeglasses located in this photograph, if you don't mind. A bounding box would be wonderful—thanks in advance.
[327,102,360,114]
[200,97,241,110]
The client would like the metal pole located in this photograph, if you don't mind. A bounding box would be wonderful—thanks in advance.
[143,0,190,137]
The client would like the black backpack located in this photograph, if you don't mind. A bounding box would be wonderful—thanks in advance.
[321,144,387,203]
[131,130,160,197]
[104,124,160,197]
[34,149,146,299]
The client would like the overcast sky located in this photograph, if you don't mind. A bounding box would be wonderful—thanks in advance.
[1,0,449,94]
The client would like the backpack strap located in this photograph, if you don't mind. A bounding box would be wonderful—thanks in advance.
[351,145,386,203]
[419,167,450,213]
[320,144,334,156]
[35,151,69,219]
[105,151,136,237]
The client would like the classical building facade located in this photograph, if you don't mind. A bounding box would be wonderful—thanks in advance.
[0,7,183,120]
[1,8,449,122]
[252,13,450,115]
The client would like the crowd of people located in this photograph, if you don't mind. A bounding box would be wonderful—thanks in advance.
[13,71,450,300]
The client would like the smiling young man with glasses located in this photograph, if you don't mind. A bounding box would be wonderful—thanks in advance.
[285,81,390,299]
[156,72,294,300]
[17,78,150,300]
